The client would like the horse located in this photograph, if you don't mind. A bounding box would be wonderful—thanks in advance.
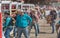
[46,15,52,24]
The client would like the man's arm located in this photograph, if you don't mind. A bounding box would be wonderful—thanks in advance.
[34,14,39,22]
[26,14,32,23]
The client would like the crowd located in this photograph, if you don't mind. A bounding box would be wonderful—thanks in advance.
[3,5,60,38]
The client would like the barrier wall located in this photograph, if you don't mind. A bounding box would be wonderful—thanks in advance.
[0,13,2,38]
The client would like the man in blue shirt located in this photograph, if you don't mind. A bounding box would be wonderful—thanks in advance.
[15,10,32,38]
[3,12,13,38]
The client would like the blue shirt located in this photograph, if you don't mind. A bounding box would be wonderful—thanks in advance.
[3,17,12,27]
[15,14,32,28]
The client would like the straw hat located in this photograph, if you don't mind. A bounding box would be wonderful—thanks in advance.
[30,8,36,12]
[30,8,37,14]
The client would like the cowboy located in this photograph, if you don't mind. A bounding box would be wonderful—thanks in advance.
[15,9,32,38]
[29,9,39,37]
[50,9,57,33]
[34,7,40,33]
[3,12,13,38]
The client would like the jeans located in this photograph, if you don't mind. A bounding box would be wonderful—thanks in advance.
[17,27,30,38]
[50,21,55,33]
[4,26,13,38]
[36,23,40,33]
[30,22,40,36]
[14,27,17,37]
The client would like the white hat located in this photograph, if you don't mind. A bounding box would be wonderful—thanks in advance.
[20,10,24,12]
[18,9,24,12]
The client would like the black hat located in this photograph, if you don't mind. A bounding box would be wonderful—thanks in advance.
[4,12,10,15]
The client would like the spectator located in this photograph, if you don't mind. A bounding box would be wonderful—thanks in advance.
[29,9,39,38]
[15,9,32,38]
[50,9,57,33]
[3,12,13,38]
